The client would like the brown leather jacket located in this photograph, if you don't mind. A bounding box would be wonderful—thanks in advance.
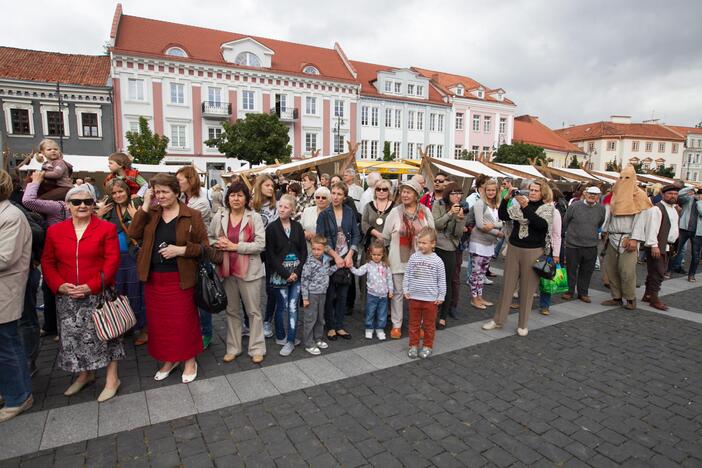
[129,201,208,290]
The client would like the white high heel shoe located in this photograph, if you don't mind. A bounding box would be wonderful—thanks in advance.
[182,363,198,384]
[154,362,180,381]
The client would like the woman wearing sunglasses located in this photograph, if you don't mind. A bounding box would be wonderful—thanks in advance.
[301,186,331,253]
[41,185,124,402]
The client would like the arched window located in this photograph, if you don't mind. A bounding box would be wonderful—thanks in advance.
[166,47,188,57]
[302,65,320,75]
[235,52,261,67]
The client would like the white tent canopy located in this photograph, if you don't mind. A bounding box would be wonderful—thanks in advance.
[21,154,205,175]
[497,163,547,179]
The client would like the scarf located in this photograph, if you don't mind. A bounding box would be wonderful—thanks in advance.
[507,200,554,251]
[218,211,256,279]
[398,204,428,263]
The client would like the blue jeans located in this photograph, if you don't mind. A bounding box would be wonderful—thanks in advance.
[19,268,41,366]
[494,237,505,258]
[669,229,692,272]
[0,320,32,407]
[199,308,212,339]
[274,282,301,342]
[539,291,552,310]
[689,236,702,276]
[365,294,388,330]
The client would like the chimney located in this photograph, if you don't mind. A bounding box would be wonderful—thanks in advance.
[610,115,631,124]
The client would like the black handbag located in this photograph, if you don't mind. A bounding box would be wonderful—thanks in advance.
[331,267,352,285]
[196,248,228,314]
[533,251,557,280]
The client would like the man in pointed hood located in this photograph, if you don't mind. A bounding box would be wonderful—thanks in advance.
[600,165,651,310]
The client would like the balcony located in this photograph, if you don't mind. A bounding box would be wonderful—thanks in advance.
[270,107,298,122]
[202,101,231,119]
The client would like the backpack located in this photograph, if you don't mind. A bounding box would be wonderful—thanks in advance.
[11,201,47,266]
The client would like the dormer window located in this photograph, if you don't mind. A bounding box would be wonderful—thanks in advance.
[302,65,320,75]
[456,86,464,96]
[477,89,484,99]
[165,47,188,57]
[235,51,261,67]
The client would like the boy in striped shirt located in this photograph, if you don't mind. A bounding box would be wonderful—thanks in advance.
[403,227,446,359]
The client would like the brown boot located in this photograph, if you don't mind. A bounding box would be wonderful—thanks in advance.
[601,298,623,306]
[624,299,637,310]
[649,294,668,311]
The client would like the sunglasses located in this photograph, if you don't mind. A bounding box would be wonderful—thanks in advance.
[435,179,446,183]
[375,187,389,192]
[314,196,328,200]
[68,199,95,206]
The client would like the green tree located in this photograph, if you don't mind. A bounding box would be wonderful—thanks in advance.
[492,142,547,165]
[652,164,675,178]
[125,116,169,165]
[458,149,471,160]
[205,113,292,165]
[568,155,581,169]
[633,162,645,174]
[382,141,394,161]
[605,160,620,172]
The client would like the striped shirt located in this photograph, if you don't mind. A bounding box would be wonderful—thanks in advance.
[402,252,446,302]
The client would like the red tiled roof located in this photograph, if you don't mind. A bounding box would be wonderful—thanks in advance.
[113,15,357,82]
[349,60,447,106]
[664,125,702,137]
[0,47,110,87]
[513,115,584,154]
[555,121,685,142]
[411,67,516,105]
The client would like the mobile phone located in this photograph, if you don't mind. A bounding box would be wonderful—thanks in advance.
[158,242,168,249]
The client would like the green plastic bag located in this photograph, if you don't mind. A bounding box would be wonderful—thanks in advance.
[539,265,568,295]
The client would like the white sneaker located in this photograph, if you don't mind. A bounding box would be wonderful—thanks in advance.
[263,321,273,338]
[364,329,373,339]
[517,328,528,337]
[279,342,295,356]
[305,346,321,355]
[275,338,287,346]
[376,330,386,340]
[482,320,501,330]
[484,278,494,285]
[316,340,329,349]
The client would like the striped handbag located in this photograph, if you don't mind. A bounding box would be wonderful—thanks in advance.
[92,274,137,342]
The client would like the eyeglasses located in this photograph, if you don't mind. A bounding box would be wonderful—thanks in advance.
[314,196,328,200]
[375,187,389,192]
[450,191,463,196]
[68,199,95,207]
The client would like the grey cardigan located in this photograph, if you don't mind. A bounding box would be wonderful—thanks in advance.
[432,199,465,251]
[678,187,702,235]
[470,198,502,246]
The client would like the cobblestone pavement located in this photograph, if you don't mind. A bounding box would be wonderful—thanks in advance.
[3,305,701,467]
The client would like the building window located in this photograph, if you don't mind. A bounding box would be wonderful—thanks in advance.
[235,52,261,67]
[394,82,401,93]
[47,111,65,136]
[334,134,344,154]
[483,116,491,133]
[166,47,187,57]
[672,143,679,153]
[393,142,401,157]
[416,143,422,155]
[81,113,99,137]
[429,113,436,131]
[171,125,187,148]
[658,142,665,152]
[208,127,222,140]
[10,108,30,135]
[361,106,369,126]
[632,141,640,151]
[334,100,344,118]
[242,90,255,110]
[127,78,145,101]
[407,84,415,95]
[426,145,434,157]
[305,133,317,152]
[371,107,378,127]
[472,114,480,132]
[416,112,423,130]
[607,140,617,151]
[170,82,185,104]
[385,81,392,92]
[408,143,415,158]
[302,65,319,75]
[645,141,652,152]
[472,145,479,156]
[385,108,392,127]
[437,115,444,132]
[454,145,463,158]
[305,96,317,115]
[207,87,221,104]
[499,117,507,134]
[370,141,378,159]
[437,145,443,158]
[360,140,369,159]
[395,109,401,128]
[416,85,424,96]
[274,94,287,112]
[587,142,595,152]
[456,113,463,130]
[408,110,415,130]
[128,120,140,133]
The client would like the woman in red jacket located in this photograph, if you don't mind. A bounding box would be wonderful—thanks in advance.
[41,185,124,402]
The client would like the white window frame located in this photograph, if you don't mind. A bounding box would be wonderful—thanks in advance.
[429,113,436,131]
[472,114,480,132]
[207,86,222,104]
[275,93,288,112]
[370,140,378,159]
[416,85,424,97]
[437,114,444,132]
[235,51,261,67]
[417,112,424,130]
[305,96,317,115]
[407,84,415,95]
[394,82,401,94]
[393,141,401,158]
[208,126,223,141]
[454,145,463,158]
[361,106,369,126]
[437,145,443,158]
[75,105,103,138]
[645,141,652,152]
[361,140,369,159]
[384,81,392,92]
[170,82,185,105]
[407,143,415,158]
[127,78,146,102]
[632,140,640,151]
[499,117,507,135]
[483,115,491,133]
[607,140,617,151]
[371,107,379,127]
[40,104,70,137]
[305,132,318,153]
[242,90,255,111]
[3,101,35,136]
[658,142,665,153]
[672,143,678,153]
[334,99,344,118]
[167,121,190,150]
[333,134,345,154]
[385,108,392,128]
[427,145,434,157]
[455,113,463,130]
[394,109,401,129]
[408,110,415,130]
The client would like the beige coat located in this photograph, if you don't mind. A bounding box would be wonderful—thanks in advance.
[0,201,32,324]
[208,208,266,281]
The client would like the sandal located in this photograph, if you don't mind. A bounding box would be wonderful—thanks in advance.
[337,330,352,340]
[688,276,696,282]
[471,301,486,310]
[327,330,338,341]
[437,320,446,330]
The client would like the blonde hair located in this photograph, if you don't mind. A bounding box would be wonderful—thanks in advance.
[368,239,389,266]
[278,193,297,211]
[531,180,553,203]
[36,139,60,162]
[417,226,437,242]
[251,174,276,212]
[482,178,500,207]
[0,170,14,202]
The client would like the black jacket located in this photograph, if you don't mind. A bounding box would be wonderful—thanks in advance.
[265,218,307,279]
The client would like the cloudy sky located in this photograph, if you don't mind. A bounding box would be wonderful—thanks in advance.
[4,0,701,129]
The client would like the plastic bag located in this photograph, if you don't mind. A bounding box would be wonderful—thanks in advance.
[539,265,568,295]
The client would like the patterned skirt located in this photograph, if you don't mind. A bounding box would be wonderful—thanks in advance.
[56,294,126,373]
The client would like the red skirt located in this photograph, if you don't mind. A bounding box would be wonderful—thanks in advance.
[144,271,203,362]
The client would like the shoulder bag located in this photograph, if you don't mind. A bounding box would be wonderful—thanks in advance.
[92,273,137,342]
[196,246,228,313]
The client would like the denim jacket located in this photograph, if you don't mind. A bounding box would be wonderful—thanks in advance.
[316,205,361,253]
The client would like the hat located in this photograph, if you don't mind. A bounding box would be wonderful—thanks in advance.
[661,184,679,193]
[400,179,423,197]
[585,186,602,195]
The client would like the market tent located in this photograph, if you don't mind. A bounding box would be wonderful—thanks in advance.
[419,157,508,193]
[356,160,419,176]
[261,152,356,177]
[488,163,548,180]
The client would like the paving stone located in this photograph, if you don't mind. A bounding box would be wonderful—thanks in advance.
[188,376,239,413]
[0,409,47,459]
[149,450,182,468]
[225,369,280,403]
[294,356,346,384]
[98,391,150,436]
[262,363,315,394]
[181,452,214,468]
[40,401,98,450]
[145,384,197,424]
[324,350,378,377]
[352,343,411,369]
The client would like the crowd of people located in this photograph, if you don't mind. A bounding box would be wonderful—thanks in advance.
[1,142,701,423]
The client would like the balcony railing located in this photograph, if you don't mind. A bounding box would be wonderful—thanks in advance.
[202,101,231,118]
[270,107,298,122]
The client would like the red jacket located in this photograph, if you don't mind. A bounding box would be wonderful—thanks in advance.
[41,215,120,295]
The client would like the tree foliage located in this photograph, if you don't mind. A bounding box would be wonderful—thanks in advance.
[492,142,547,165]
[605,160,620,172]
[205,113,291,165]
[652,164,675,178]
[125,116,169,165]
[382,141,395,161]
[568,155,581,169]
